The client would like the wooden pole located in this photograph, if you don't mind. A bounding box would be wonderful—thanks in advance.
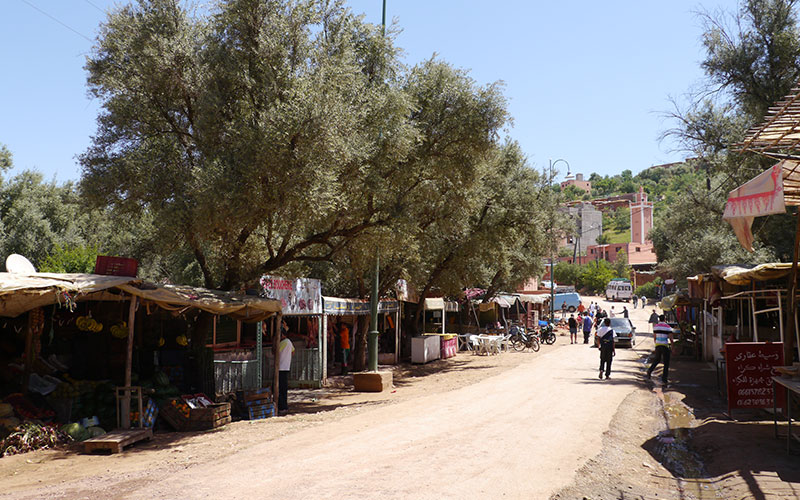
[122,296,137,429]
[22,312,34,394]
[786,211,800,364]
[273,313,281,407]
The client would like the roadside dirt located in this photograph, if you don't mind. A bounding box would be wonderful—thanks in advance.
[0,341,547,498]
[3,297,799,499]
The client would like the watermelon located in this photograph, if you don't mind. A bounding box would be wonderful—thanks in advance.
[87,426,106,438]
[154,372,169,387]
[62,422,90,442]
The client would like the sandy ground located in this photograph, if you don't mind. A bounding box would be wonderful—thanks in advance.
[2,297,799,499]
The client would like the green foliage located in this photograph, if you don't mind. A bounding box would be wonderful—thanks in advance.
[554,260,618,294]
[651,0,800,277]
[553,261,582,287]
[79,0,539,293]
[579,260,617,294]
[595,232,610,245]
[634,280,659,299]
[39,244,99,274]
[613,250,631,278]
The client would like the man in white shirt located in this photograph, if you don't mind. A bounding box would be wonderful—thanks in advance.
[278,331,295,415]
[609,306,616,318]
[647,315,674,384]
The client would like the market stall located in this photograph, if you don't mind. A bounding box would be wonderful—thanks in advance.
[260,276,323,387]
[0,272,281,453]
[421,298,459,359]
[322,296,400,374]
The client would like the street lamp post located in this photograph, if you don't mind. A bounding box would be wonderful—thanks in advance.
[548,158,569,321]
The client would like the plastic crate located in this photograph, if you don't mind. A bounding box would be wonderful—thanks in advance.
[94,256,138,277]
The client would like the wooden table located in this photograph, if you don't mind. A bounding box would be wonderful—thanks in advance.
[771,376,800,453]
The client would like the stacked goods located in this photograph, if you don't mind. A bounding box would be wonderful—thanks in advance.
[76,316,104,333]
[1,422,72,457]
[3,394,55,421]
[236,388,274,421]
[130,399,158,428]
[0,404,20,431]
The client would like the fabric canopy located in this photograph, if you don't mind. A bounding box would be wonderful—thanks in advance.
[517,293,548,305]
[723,160,800,251]
[117,284,281,322]
[0,273,139,317]
[0,272,281,321]
[711,263,792,286]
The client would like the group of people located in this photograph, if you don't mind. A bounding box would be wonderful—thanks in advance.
[564,302,674,383]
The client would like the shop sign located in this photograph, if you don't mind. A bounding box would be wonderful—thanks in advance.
[725,342,785,412]
[260,276,322,315]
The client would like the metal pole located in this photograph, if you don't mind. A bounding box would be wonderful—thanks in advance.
[368,254,380,371]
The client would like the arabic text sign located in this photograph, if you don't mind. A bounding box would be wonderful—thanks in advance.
[725,342,785,411]
[260,276,322,315]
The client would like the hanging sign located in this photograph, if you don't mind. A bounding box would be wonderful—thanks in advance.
[725,342,785,412]
[260,276,322,315]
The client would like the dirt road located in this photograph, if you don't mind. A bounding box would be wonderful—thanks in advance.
[2,297,657,499]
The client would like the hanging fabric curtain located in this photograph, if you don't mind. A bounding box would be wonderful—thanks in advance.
[723,163,787,251]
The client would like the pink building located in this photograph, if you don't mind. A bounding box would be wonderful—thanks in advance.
[560,173,591,194]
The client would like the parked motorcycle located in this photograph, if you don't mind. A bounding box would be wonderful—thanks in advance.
[538,320,556,345]
[509,325,540,352]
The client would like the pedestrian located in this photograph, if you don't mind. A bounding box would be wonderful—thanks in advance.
[647,315,674,385]
[339,321,351,375]
[278,330,295,416]
[632,295,638,309]
[609,306,616,318]
[596,317,616,379]
[577,302,585,314]
[648,309,659,333]
[561,302,567,319]
[622,306,629,319]
[582,311,593,344]
[641,295,646,307]
[568,314,578,344]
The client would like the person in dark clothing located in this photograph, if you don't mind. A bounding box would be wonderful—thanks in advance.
[622,306,629,318]
[596,318,616,379]
[568,314,578,344]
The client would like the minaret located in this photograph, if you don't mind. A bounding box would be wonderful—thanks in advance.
[630,186,653,243]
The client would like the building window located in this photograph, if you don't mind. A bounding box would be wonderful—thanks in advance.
[636,247,640,252]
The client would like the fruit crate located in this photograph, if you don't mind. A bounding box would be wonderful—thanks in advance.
[160,398,231,431]
[246,402,275,420]
[184,402,231,431]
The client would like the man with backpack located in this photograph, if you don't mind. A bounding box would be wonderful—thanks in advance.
[595,317,616,379]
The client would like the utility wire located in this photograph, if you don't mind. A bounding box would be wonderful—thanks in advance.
[21,0,92,42]
[84,0,105,13]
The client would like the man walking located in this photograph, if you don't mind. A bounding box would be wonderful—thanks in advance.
[582,312,593,344]
[648,309,659,333]
[647,315,674,385]
[278,331,295,416]
[596,318,616,379]
[632,295,638,309]
[568,314,578,344]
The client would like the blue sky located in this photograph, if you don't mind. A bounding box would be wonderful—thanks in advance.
[1,0,734,182]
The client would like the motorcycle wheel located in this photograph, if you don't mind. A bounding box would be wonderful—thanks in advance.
[530,337,540,352]
[546,333,556,345]
[511,336,526,352]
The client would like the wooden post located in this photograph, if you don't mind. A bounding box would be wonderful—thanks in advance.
[122,296,137,429]
[273,314,281,406]
[786,211,800,364]
[22,312,34,393]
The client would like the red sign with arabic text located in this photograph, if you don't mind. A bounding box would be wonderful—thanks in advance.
[725,342,785,412]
